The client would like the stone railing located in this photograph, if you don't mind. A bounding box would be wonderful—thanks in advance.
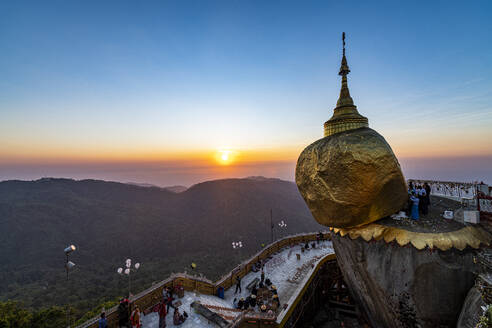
[77,231,330,328]
[408,179,477,200]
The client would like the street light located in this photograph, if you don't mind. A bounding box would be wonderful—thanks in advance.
[269,209,288,243]
[271,214,288,242]
[232,241,243,249]
[117,259,140,298]
[232,241,243,261]
[64,244,76,327]
[231,241,243,285]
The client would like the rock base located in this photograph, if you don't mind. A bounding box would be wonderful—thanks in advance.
[331,232,479,327]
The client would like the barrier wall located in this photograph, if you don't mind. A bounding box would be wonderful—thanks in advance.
[77,232,329,328]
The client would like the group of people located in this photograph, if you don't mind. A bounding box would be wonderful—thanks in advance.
[113,298,142,328]
[233,267,281,315]
[110,286,188,328]
[408,182,431,220]
[154,286,188,328]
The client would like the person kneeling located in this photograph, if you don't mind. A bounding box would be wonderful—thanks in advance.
[173,308,188,325]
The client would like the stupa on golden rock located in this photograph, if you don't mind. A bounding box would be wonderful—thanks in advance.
[296,32,408,229]
[296,33,492,328]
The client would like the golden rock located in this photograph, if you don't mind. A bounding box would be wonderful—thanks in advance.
[296,127,407,228]
[295,33,408,228]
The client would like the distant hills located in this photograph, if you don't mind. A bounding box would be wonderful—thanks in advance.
[162,185,188,193]
[126,182,188,193]
[0,177,321,317]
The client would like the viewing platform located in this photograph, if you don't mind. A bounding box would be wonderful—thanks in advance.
[78,233,348,328]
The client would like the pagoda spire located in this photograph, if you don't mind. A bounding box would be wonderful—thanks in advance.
[336,32,354,108]
[323,32,368,137]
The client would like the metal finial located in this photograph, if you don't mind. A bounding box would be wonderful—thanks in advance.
[342,32,346,56]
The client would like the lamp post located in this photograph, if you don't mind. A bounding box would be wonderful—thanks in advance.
[64,244,76,328]
[232,241,243,261]
[277,220,287,240]
[231,241,243,285]
[270,212,287,242]
[117,259,140,298]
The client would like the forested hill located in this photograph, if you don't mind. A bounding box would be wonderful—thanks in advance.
[0,177,321,318]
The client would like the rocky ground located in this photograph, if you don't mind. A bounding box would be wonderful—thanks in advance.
[379,195,466,233]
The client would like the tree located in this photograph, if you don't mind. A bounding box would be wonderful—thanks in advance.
[0,301,32,328]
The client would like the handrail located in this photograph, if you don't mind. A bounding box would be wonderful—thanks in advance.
[276,253,336,327]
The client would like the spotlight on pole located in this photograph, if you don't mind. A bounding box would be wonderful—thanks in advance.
[65,261,76,270]
[64,245,76,254]
[64,244,76,328]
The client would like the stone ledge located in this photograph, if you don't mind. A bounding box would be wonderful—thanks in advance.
[330,224,492,251]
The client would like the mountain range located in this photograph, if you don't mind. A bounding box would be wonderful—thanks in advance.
[0,176,322,317]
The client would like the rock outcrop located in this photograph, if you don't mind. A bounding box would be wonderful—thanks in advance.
[332,233,478,327]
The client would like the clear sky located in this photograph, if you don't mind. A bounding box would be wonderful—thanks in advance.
[1,0,491,186]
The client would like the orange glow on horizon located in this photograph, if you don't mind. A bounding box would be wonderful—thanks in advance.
[0,144,302,166]
[1,133,491,166]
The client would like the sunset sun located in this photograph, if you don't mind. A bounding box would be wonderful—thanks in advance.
[216,150,236,165]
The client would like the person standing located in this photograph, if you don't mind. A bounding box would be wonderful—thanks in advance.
[407,187,414,216]
[98,312,108,328]
[410,192,420,220]
[420,187,428,215]
[118,299,129,328]
[260,270,265,285]
[130,305,142,328]
[424,182,431,208]
[164,287,173,312]
[234,275,242,294]
[154,299,167,328]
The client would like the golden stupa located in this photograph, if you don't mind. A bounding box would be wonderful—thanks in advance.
[296,33,408,228]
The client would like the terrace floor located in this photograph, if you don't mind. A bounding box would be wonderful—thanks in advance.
[142,240,334,327]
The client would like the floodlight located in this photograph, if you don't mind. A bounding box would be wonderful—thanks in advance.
[117,267,123,274]
[124,268,130,275]
[64,245,76,254]
[66,261,76,270]
[135,263,140,269]
[126,259,131,268]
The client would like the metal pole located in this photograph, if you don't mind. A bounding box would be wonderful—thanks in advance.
[270,209,273,243]
[128,270,131,298]
[66,254,70,328]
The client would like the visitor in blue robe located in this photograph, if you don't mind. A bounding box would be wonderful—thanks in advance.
[410,193,420,220]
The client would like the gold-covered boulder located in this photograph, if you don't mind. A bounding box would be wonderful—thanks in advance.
[296,33,407,228]
[296,127,407,228]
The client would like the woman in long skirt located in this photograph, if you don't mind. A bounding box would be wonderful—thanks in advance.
[410,193,420,220]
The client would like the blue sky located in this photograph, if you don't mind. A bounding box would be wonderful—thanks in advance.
[1,0,491,185]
